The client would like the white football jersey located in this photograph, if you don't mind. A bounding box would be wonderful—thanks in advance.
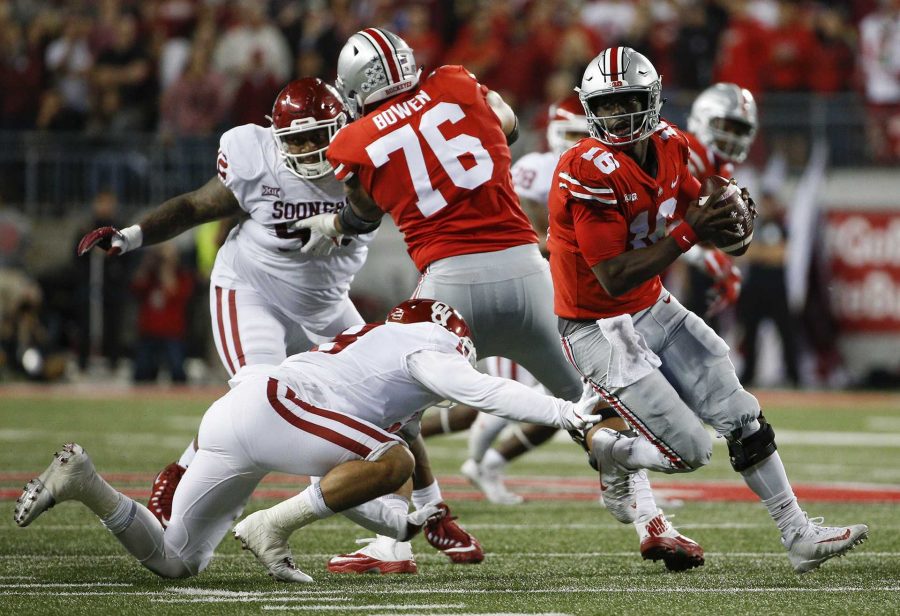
[216,124,375,291]
[511,151,559,206]
[251,321,568,435]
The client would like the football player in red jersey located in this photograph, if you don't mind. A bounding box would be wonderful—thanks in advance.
[297,28,697,572]
[680,82,760,320]
[549,46,867,573]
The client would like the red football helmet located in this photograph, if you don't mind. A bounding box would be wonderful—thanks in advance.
[547,94,589,155]
[386,299,476,365]
[269,78,347,180]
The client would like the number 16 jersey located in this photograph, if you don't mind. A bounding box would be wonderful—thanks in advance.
[327,65,537,272]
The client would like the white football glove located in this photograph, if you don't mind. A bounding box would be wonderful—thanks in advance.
[290,214,343,256]
[401,501,444,541]
[557,389,605,431]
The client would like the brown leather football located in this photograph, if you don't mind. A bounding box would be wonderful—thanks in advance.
[699,175,753,256]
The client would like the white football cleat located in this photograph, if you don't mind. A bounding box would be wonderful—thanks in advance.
[591,428,636,523]
[460,458,523,505]
[327,535,418,574]
[14,443,96,527]
[783,515,868,573]
[233,510,313,583]
[635,507,704,571]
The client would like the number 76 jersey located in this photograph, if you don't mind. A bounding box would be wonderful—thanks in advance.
[327,65,537,272]
[547,121,701,320]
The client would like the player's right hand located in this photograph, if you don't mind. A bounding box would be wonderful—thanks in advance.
[291,214,343,256]
[559,391,606,431]
[684,198,742,244]
[77,226,126,256]
[402,502,445,541]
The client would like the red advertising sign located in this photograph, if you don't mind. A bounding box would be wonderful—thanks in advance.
[824,211,900,332]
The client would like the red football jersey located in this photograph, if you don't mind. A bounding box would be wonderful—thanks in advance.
[683,130,734,180]
[327,65,537,272]
[548,121,701,320]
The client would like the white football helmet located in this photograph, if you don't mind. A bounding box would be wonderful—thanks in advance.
[335,28,420,119]
[687,82,758,163]
[577,47,662,147]
[547,94,590,155]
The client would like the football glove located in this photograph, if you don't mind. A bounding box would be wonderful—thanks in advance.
[705,266,742,318]
[77,225,142,257]
[290,214,343,256]
[558,390,606,431]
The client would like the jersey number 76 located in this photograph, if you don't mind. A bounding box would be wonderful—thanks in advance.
[365,102,494,217]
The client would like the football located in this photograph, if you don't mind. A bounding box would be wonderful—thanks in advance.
[698,175,754,256]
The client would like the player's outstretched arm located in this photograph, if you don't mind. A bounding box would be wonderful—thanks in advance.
[407,350,603,431]
[77,176,241,256]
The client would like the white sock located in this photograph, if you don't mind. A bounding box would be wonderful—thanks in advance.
[79,472,125,519]
[412,481,442,510]
[740,452,806,536]
[177,441,197,469]
[608,434,677,472]
[341,494,411,539]
[468,414,509,462]
[104,498,193,578]
[481,448,508,472]
[632,470,658,522]
[300,482,335,520]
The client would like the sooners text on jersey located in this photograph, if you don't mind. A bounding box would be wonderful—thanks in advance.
[327,65,537,271]
[548,121,701,319]
[217,124,374,288]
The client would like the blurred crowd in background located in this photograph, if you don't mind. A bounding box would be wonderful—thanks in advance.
[0,0,898,387]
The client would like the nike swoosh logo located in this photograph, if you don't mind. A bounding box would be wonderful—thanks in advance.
[671,175,679,188]
[663,294,672,304]
[816,529,851,543]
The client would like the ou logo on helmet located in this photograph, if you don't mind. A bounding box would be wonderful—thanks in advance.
[430,302,454,327]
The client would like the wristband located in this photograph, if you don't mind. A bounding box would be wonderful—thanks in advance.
[118,225,143,252]
[339,204,381,235]
[670,222,698,253]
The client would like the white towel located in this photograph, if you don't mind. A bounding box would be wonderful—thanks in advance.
[597,314,662,388]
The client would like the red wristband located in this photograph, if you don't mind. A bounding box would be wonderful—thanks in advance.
[671,222,699,253]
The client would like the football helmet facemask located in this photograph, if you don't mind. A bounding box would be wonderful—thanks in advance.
[547,94,590,155]
[387,299,476,366]
[336,28,421,120]
[269,78,347,180]
[577,47,662,148]
[687,82,758,163]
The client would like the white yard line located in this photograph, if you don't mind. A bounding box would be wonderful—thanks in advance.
[261,604,464,611]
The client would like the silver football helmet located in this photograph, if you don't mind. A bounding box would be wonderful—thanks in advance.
[577,47,662,147]
[335,28,420,119]
[687,83,758,163]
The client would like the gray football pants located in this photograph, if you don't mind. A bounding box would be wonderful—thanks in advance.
[560,289,760,471]
[413,244,583,402]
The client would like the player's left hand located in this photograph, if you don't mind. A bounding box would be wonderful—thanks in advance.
[304,229,343,256]
[559,390,606,431]
[402,501,445,541]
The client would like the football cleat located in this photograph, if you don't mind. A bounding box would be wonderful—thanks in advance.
[327,536,418,574]
[14,443,95,528]
[783,515,868,573]
[424,502,484,564]
[148,461,186,528]
[460,458,524,505]
[591,428,636,523]
[636,507,705,571]
[233,510,313,583]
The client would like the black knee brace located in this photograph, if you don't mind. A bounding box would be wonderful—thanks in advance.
[727,413,777,472]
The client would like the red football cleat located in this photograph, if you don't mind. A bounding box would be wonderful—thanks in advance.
[424,502,484,564]
[148,462,186,528]
[637,509,705,571]
[327,536,418,574]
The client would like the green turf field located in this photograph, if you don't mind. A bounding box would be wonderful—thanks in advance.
[1,389,899,615]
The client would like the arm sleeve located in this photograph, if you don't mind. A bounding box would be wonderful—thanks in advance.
[406,350,567,428]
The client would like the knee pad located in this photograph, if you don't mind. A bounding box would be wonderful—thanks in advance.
[726,414,777,472]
